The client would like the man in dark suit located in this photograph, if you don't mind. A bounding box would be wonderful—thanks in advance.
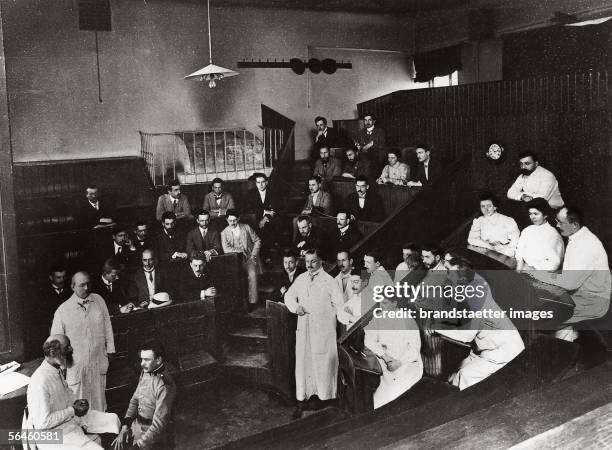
[244,172,281,249]
[185,209,222,259]
[343,176,384,222]
[408,144,437,187]
[314,116,341,149]
[273,250,305,302]
[29,264,73,358]
[293,215,329,259]
[132,221,155,254]
[156,211,188,262]
[332,210,363,255]
[341,148,372,181]
[91,258,133,315]
[354,114,387,172]
[76,185,115,229]
[94,224,139,270]
[176,251,217,303]
[127,249,173,307]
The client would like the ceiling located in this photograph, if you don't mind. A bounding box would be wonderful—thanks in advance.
[211,0,471,15]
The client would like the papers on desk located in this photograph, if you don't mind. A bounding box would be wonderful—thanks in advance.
[0,371,30,396]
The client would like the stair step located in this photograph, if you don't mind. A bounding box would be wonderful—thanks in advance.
[229,326,268,352]
[221,348,272,386]
[177,350,219,388]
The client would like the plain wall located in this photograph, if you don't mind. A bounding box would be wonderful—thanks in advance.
[2,0,416,162]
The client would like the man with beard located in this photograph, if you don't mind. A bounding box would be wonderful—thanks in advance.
[313,145,342,184]
[112,341,176,450]
[507,151,564,208]
[293,215,328,259]
[132,222,154,254]
[341,147,372,180]
[27,334,120,450]
[51,272,115,412]
[156,212,188,262]
[285,249,343,419]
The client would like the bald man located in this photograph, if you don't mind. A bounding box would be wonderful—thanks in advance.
[51,272,115,412]
[27,334,120,449]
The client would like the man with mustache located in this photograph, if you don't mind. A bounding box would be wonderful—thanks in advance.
[51,272,115,412]
[506,151,564,208]
[27,334,120,449]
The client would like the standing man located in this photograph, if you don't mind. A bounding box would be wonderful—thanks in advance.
[155,180,193,223]
[313,145,342,184]
[335,250,355,303]
[244,173,281,250]
[112,341,176,450]
[407,145,435,187]
[343,176,384,222]
[202,177,236,218]
[354,114,386,165]
[273,250,305,303]
[186,209,222,259]
[77,185,115,229]
[27,334,120,450]
[507,151,564,208]
[285,249,343,419]
[221,209,262,308]
[51,271,115,412]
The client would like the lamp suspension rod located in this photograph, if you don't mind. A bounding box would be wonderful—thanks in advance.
[207,0,213,64]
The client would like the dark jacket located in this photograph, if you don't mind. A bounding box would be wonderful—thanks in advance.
[127,266,174,304]
[156,230,186,262]
[244,188,281,221]
[91,274,129,315]
[274,267,306,302]
[176,267,214,303]
[185,227,222,256]
[332,224,363,254]
[343,191,385,222]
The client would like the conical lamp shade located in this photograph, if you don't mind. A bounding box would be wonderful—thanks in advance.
[184,63,239,81]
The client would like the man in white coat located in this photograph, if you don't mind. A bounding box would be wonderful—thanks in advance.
[285,248,344,419]
[51,272,115,412]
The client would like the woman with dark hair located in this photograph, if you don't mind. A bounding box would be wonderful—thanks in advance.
[515,198,564,272]
[467,192,520,257]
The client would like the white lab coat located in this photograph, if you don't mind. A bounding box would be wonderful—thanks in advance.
[51,293,115,411]
[365,315,423,408]
[285,269,343,401]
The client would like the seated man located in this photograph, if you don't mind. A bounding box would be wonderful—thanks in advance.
[468,193,520,257]
[343,176,384,222]
[365,293,422,408]
[314,115,341,149]
[77,185,115,229]
[422,242,446,272]
[313,145,342,183]
[394,242,421,282]
[335,250,355,303]
[127,249,173,308]
[332,211,363,256]
[155,179,193,223]
[132,221,154,253]
[337,273,367,329]
[95,225,138,269]
[244,172,281,249]
[407,144,436,187]
[156,212,188,262]
[507,151,564,209]
[273,249,305,303]
[530,206,612,328]
[301,175,333,217]
[377,149,410,185]
[202,177,236,218]
[112,341,176,450]
[293,215,328,258]
[221,209,262,308]
[92,258,134,315]
[186,209,222,259]
[341,147,372,180]
[27,334,120,450]
[176,251,217,302]
[363,249,393,287]
[435,257,525,390]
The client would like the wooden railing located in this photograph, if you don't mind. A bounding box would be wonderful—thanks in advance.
[140,127,284,186]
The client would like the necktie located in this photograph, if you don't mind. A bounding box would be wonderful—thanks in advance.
[107,283,112,293]
[148,271,153,283]
[309,272,317,283]
[117,246,122,255]
[173,200,178,211]
[342,276,349,292]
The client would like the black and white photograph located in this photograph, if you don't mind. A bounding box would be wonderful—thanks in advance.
[1,0,612,448]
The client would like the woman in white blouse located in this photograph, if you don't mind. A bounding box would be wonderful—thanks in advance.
[467,193,520,257]
[515,197,564,272]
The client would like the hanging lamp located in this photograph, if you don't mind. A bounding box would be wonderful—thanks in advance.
[185,0,238,88]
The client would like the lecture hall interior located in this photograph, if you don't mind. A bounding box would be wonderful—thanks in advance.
[1,0,612,448]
